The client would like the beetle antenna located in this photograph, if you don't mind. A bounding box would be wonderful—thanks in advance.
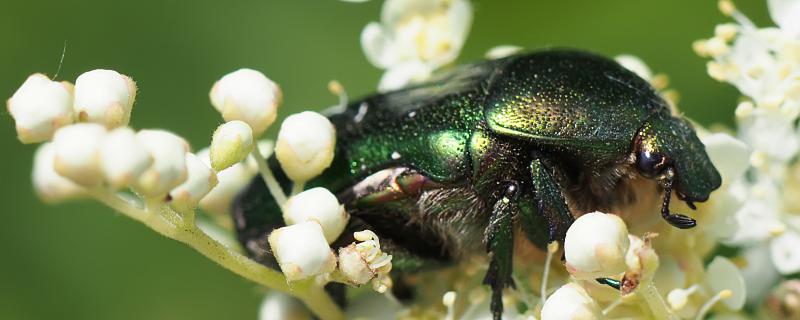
[661,172,697,229]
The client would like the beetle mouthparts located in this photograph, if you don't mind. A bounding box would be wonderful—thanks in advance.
[660,176,697,229]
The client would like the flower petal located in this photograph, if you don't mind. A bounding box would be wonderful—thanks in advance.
[771,231,800,274]
[768,0,800,36]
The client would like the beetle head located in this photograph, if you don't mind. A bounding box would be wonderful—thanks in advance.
[633,112,721,205]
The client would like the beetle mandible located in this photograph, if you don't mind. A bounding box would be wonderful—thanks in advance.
[233,50,722,319]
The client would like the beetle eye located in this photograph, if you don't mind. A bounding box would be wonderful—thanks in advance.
[637,150,669,178]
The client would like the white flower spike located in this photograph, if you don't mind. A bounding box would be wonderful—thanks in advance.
[100,127,153,189]
[564,211,630,279]
[283,187,349,243]
[268,221,337,281]
[134,129,189,198]
[275,111,336,182]
[7,73,74,144]
[209,68,281,137]
[51,123,107,187]
[210,120,255,172]
[540,283,602,320]
[169,153,218,213]
[32,143,85,203]
[73,69,137,128]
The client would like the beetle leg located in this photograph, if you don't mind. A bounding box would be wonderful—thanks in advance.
[338,167,442,207]
[519,159,575,248]
[482,183,517,320]
[660,174,697,229]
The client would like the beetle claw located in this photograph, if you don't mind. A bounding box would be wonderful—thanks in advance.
[665,213,697,229]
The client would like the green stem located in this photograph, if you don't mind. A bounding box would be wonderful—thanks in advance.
[290,182,305,196]
[89,189,344,320]
[640,282,674,320]
[250,148,288,206]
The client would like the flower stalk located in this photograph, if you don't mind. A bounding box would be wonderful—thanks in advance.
[87,188,344,320]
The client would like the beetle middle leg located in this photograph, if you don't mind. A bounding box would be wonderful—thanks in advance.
[518,158,576,248]
[483,182,518,320]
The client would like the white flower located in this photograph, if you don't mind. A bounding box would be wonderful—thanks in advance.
[615,54,654,81]
[623,234,659,288]
[283,187,348,243]
[705,256,746,310]
[696,0,800,277]
[377,60,433,92]
[51,123,107,187]
[7,73,74,144]
[209,68,281,137]
[275,111,336,182]
[702,133,751,184]
[73,69,137,128]
[336,230,392,291]
[32,143,85,203]
[770,231,800,274]
[564,211,630,279]
[99,127,153,189]
[210,120,254,171]
[258,292,311,320]
[169,153,218,213]
[361,0,472,90]
[196,141,272,216]
[767,0,800,37]
[540,283,602,320]
[134,129,189,198]
[267,221,337,281]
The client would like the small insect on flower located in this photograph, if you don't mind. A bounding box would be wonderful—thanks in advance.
[235,50,722,320]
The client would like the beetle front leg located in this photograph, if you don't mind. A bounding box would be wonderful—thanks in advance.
[518,159,575,248]
[483,183,517,320]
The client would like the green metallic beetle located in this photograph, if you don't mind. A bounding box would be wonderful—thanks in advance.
[233,50,722,319]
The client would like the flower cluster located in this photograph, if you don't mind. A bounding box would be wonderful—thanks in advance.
[692,0,800,307]
[9,64,391,320]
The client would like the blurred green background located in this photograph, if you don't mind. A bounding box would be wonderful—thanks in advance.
[0,1,770,319]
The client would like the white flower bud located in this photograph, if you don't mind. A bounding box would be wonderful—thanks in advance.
[32,143,85,203]
[283,187,348,243]
[169,153,218,213]
[99,127,153,189]
[541,283,602,320]
[196,142,273,216]
[565,211,630,279]
[209,69,281,136]
[258,292,312,320]
[73,69,137,128]
[7,74,74,144]
[615,54,653,81]
[134,129,189,198]
[210,120,254,171]
[268,221,336,281]
[52,123,107,186]
[484,45,523,59]
[275,111,336,182]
